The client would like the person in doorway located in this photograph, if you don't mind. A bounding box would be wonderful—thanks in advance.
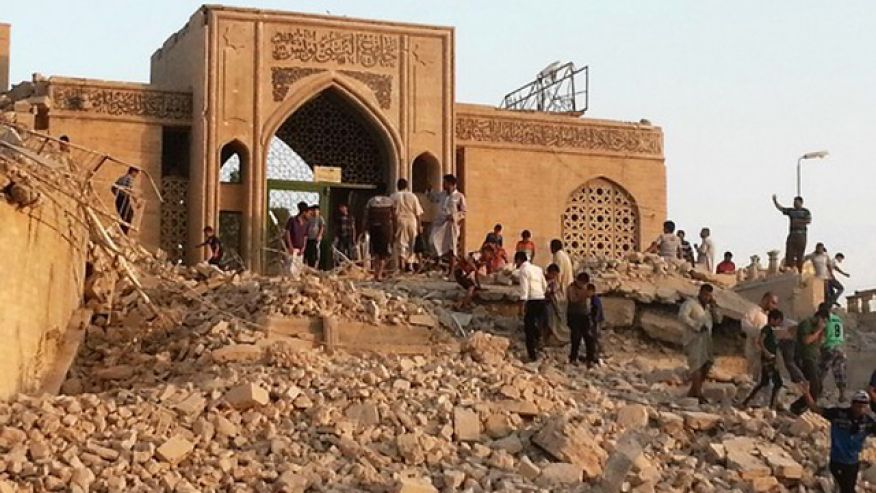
[801,389,876,493]
[516,230,536,262]
[303,205,325,268]
[679,284,722,402]
[430,175,467,277]
[111,167,140,235]
[646,220,682,262]
[740,309,785,409]
[741,292,779,382]
[695,227,715,273]
[363,194,396,281]
[333,203,356,263]
[716,251,736,274]
[678,230,695,267]
[773,194,812,272]
[515,251,548,363]
[827,253,850,306]
[790,305,830,415]
[415,183,440,257]
[566,272,591,366]
[391,178,424,273]
[819,305,848,402]
[196,226,224,266]
[284,202,310,257]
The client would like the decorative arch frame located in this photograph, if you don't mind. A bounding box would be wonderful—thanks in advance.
[410,151,441,193]
[261,72,402,187]
[219,139,249,184]
[562,176,641,259]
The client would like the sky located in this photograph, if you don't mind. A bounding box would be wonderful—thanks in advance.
[5,1,876,297]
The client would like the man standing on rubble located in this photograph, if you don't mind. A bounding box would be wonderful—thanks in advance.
[112,167,139,235]
[802,389,876,493]
[363,194,396,281]
[431,175,467,278]
[819,305,848,403]
[646,220,682,262]
[772,194,811,272]
[741,292,779,381]
[679,284,722,402]
[515,251,548,363]
[391,178,424,273]
[790,305,830,415]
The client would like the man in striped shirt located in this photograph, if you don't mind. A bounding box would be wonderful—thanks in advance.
[112,167,140,235]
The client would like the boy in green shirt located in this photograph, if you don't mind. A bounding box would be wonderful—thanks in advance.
[790,305,830,415]
[820,307,848,402]
[740,309,785,409]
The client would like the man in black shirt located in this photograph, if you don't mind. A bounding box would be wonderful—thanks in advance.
[740,309,785,409]
[197,226,223,266]
[772,194,811,272]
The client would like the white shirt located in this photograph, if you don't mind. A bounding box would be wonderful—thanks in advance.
[552,250,574,296]
[654,233,681,260]
[679,297,722,334]
[697,237,715,272]
[807,252,830,279]
[741,305,768,339]
[390,191,423,221]
[438,190,466,224]
[518,261,547,301]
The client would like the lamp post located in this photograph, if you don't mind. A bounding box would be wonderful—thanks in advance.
[796,150,829,197]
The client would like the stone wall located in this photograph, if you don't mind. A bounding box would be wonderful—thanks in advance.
[456,104,666,267]
[0,23,9,92]
[733,273,824,322]
[0,192,87,400]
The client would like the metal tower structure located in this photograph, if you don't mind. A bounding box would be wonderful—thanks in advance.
[500,61,589,114]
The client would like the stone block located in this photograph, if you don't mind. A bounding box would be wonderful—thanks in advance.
[409,314,438,328]
[682,411,722,431]
[484,413,513,439]
[174,393,207,417]
[453,407,481,442]
[156,435,194,464]
[616,404,649,430]
[211,344,263,364]
[599,433,644,493]
[393,477,438,493]
[702,383,737,403]
[223,383,270,410]
[658,412,684,434]
[518,455,541,480]
[788,416,814,437]
[491,434,524,454]
[344,402,380,426]
[491,399,539,417]
[539,463,582,485]
[602,297,636,328]
[638,309,686,346]
[533,416,607,479]
[723,436,770,480]
[757,442,803,479]
[750,476,779,492]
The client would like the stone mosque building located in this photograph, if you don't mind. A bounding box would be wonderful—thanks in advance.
[1,6,666,272]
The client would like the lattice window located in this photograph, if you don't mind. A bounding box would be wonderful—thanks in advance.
[218,211,242,258]
[160,176,188,262]
[562,178,639,259]
[274,90,385,185]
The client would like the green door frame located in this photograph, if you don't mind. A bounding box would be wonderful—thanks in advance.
[265,179,376,270]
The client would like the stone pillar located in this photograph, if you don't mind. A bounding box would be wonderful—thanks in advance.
[767,250,780,276]
[0,24,9,93]
[862,295,873,314]
[847,297,860,314]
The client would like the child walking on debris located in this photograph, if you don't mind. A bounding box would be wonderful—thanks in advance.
[740,309,784,409]
[196,226,224,266]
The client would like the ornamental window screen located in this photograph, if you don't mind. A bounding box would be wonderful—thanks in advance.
[562,178,639,259]
[160,175,188,263]
[273,90,386,185]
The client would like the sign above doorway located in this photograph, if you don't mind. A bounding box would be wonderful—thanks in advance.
[313,166,342,183]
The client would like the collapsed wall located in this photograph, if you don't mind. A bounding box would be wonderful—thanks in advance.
[0,145,88,400]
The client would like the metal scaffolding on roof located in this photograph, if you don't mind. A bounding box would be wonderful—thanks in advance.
[499,61,589,115]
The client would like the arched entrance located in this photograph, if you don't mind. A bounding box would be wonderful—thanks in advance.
[265,87,395,270]
[411,152,441,193]
[562,178,640,259]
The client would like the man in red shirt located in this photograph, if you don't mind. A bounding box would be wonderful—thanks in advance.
[716,251,736,274]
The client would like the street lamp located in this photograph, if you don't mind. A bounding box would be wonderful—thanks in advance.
[796,150,829,197]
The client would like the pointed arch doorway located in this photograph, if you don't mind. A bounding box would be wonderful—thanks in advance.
[264,88,396,272]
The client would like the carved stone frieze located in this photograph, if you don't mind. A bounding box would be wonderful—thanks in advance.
[271,28,399,69]
[339,70,392,109]
[271,67,326,102]
[455,115,663,156]
[52,85,192,121]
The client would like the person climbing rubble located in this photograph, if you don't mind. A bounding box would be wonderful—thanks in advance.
[819,304,848,403]
[739,308,785,409]
[740,292,779,381]
[195,226,223,266]
[802,388,876,493]
[678,283,722,402]
[790,304,830,415]
[111,167,139,235]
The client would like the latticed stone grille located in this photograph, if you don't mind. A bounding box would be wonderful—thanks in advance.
[562,178,639,259]
[218,211,242,258]
[160,176,188,262]
[274,91,385,185]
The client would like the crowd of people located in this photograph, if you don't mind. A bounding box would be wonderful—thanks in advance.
[110,168,873,491]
